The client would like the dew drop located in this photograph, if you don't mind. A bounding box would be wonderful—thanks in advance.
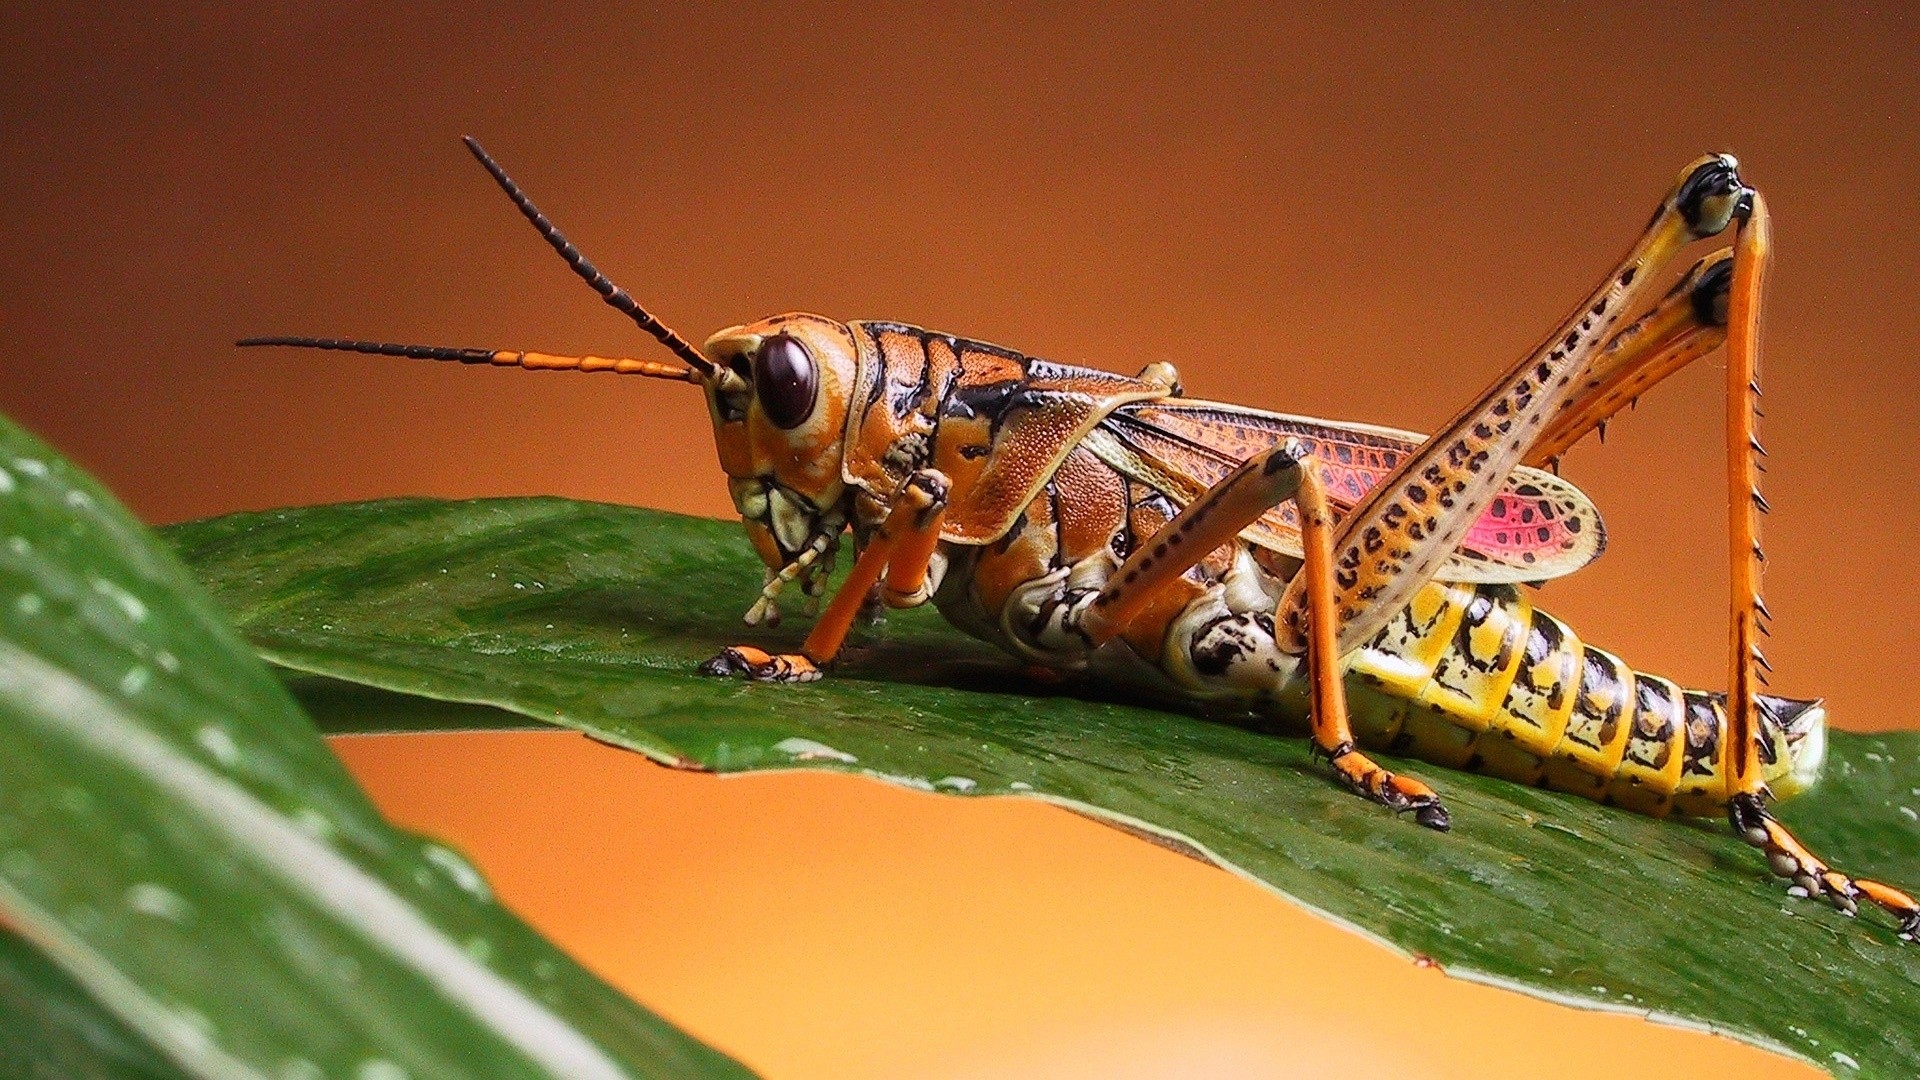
[773,737,857,763]
[15,592,43,616]
[196,725,241,767]
[1899,806,1918,823]
[464,937,495,963]
[291,807,335,840]
[1009,781,1034,791]
[12,458,47,478]
[279,1058,326,1080]
[0,467,13,493]
[356,1058,408,1080]
[120,666,151,696]
[1831,1051,1860,1071]
[126,882,192,924]
[422,843,490,901]
[155,649,180,673]
[7,536,28,555]
[934,776,978,793]
[64,489,93,509]
[92,578,148,622]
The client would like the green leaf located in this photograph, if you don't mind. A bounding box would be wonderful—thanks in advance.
[0,928,189,1080]
[165,497,1920,1079]
[0,422,754,1080]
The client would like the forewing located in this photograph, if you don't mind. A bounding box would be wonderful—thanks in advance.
[1097,400,1606,583]
[844,322,1173,544]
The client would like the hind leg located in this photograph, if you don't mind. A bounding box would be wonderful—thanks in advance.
[1492,186,1918,938]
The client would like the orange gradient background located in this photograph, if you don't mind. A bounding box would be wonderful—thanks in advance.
[4,5,1917,1077]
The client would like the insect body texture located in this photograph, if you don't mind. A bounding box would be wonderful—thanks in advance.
[242,139,1918,942]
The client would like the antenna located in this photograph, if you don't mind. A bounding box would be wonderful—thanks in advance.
[461,137,714,377]
[236,336,701,382]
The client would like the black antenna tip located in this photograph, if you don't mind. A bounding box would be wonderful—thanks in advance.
[235,336,498,364]
[456,136,715,376]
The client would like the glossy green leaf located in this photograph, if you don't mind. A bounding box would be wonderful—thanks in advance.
[0,928,189,1080]
[166,497,1920,1078]
[0,421,753,1080]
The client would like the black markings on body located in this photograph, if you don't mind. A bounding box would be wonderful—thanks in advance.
[1190,612,1279,678]
[1047,484,1066,570]
[1573,648,1627,748]
[1681,692,1721,778]
[995,511,1028,554]
[1626,677,1677,770]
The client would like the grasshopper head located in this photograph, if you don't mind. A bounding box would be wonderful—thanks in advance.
[699,314,860,575]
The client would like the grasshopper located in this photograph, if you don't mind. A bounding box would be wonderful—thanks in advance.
[244,138,1919,941]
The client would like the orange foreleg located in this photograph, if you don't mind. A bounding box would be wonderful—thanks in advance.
[702,470,949,682]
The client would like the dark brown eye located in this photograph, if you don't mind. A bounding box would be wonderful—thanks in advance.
[753,333,817,429]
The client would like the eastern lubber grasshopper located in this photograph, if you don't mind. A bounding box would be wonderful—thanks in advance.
[243,138,1920,941]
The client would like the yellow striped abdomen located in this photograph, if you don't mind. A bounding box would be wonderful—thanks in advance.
[1337,581,1826,816]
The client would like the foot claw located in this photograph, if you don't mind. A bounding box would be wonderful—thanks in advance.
[1412,799,1452,832]
[1732,794,1920,939]
[697,645,822,683]
[1324,748,1449,830]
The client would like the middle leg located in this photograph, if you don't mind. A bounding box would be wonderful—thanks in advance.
[1073,438,1451,827]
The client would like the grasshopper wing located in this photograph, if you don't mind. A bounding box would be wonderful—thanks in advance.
[842,322,1176,544]
[1092,399,1605,584]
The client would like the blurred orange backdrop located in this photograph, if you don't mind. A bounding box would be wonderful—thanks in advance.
[5,4,1915,1076]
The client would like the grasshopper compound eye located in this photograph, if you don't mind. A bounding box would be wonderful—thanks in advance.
[754,333,818,428]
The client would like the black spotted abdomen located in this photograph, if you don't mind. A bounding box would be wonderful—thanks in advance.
[1334,581,1820,817]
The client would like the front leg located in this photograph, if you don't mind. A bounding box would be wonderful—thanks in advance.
[700,470,950,683]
